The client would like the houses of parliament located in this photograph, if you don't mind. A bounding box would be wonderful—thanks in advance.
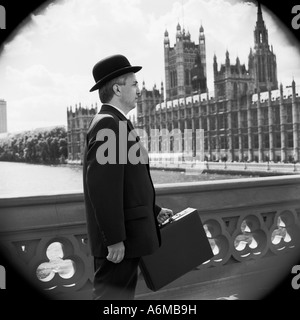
[67,3,300,163]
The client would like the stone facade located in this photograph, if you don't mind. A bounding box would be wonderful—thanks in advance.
[136,3,300,163]
[67,4,300,163]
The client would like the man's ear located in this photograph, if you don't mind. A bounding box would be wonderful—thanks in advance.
[113,84,121,96]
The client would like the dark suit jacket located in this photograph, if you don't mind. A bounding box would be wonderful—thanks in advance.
[83,104,161,258]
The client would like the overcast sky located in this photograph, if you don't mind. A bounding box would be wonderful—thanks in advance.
[0,0,300,133]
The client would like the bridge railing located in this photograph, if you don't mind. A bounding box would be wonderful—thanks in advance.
[0,175,300,299]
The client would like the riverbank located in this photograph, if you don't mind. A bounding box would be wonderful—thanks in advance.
[151,166,293,177]
[149,160,300,177]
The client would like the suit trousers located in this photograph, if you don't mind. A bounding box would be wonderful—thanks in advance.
[93,257,140,300]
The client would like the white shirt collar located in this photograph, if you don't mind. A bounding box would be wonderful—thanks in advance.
[105,104,128,119]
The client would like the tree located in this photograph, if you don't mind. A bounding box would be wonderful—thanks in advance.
[0,126,68,164]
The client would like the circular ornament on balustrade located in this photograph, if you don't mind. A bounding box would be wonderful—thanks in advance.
[29,235,91,296]
[232,214,268,262]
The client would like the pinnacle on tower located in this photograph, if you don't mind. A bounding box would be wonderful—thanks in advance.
[225,50,230,66]
[164,29,170,46]
[257,2,262,16]
[252,1,278,91]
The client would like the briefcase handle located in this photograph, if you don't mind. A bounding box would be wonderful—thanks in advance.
[159,207,197,228]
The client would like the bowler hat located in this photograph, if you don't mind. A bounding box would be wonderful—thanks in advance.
[89,54,142,92]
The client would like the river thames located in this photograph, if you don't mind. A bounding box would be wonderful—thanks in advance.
[0,161,251,198]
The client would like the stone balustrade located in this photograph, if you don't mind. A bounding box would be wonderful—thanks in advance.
[0,175,300,299]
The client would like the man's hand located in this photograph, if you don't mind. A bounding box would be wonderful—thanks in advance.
[157,207,173,225]
[107,241,125,263]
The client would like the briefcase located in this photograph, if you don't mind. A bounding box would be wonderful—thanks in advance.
[139,208,214,292]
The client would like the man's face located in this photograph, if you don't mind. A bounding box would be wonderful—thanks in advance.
[119,73,140,111]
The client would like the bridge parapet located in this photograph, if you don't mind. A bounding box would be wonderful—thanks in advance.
[0,175,300,299]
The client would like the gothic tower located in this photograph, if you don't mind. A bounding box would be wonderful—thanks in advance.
[213,51,253,100]
[164,23,207,100]
[252,2,278,92]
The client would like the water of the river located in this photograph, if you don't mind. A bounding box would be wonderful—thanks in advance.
[0,161,248,198]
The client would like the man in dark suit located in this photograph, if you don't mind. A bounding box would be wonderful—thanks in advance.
[83,54,173,300]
